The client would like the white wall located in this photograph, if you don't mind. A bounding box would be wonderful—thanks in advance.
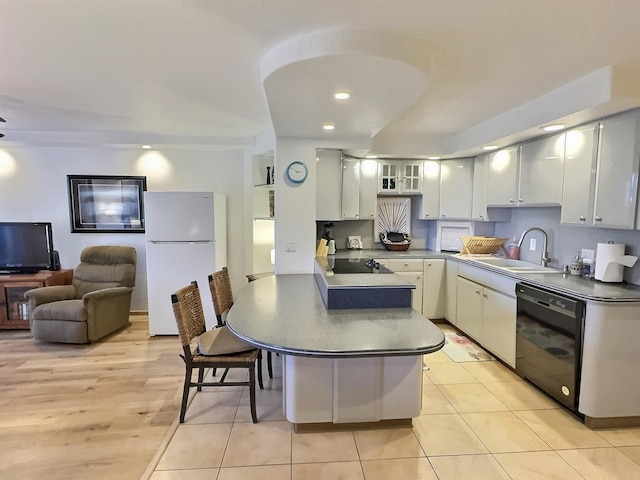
[274,139,318,273]
[0,145,247,310]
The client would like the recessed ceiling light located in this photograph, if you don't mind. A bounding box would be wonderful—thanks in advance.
[427,156,441,160]
[482,145,499,151]
[323,124,335,131]
[334,92,350,100]
[365,154,378,159]
[542,124,566,132]
[142,145,152,149]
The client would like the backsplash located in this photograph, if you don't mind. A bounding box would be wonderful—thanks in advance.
[494,207,640,285]
[316,205,640,285]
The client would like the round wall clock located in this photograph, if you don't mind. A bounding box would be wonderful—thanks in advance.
[286,161,308,184]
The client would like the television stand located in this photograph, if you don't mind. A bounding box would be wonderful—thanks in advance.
[0,269,73,330]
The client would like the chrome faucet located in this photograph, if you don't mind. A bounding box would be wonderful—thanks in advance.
[517,227,551,267]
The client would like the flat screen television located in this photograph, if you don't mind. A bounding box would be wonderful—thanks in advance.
[0,222,55,274]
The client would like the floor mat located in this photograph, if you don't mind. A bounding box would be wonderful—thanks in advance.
[441,332,494,362]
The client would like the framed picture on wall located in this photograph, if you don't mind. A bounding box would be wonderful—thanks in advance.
[67,175,147,233]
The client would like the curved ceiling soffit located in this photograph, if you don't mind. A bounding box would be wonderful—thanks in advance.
[260,29,434,139]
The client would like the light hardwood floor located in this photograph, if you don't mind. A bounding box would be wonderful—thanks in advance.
[0,315,185,480]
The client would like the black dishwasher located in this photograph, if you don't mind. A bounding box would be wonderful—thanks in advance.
[515,283,585,417]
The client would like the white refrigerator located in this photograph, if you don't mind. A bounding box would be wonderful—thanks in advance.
[144,191,227,335]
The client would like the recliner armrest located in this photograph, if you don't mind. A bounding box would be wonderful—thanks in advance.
[25,285,77,308]
[82,286,133,304]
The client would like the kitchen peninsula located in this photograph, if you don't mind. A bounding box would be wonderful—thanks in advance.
[225,270,445,431]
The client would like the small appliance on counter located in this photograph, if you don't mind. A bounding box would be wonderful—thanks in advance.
[594,241,638,282]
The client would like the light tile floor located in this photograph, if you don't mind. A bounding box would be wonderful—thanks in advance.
[148,325,640,480]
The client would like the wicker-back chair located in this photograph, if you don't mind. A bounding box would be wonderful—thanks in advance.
[171,281,262,423]
[209,267,274,379]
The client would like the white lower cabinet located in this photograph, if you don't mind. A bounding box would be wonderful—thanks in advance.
[444,260,458,324]
[423,259,445,319]
[455,277,483,339]
[479,288,516,367]
[394,271,423,312]
[376,259,423,313]
[376,258,445,316]
[455,264,517,367]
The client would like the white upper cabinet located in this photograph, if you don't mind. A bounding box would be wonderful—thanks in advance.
[439,158,473,219]
[518,132,565,205]
[316,152,378,222]
[472,154,510,222]
[420,160,440,219]
[486,146,519,206]
[315,149,343,221]
[341,157,360,220]
[594,110,640,229]
[561,123,599,225]
[359,159,379,220]
[561,110,640,229]
[378,160,422,194]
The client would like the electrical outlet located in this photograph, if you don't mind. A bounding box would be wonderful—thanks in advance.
[286,241,296,252]
[529,238,537,251]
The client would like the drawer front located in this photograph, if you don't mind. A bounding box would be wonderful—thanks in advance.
[457,263,517,297]
[376,258,424,272]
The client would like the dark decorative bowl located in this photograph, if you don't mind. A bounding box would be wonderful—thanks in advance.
[382,242,411,251]
[379,232,411,251]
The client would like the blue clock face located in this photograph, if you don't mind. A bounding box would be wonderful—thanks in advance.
[286,161,308,184]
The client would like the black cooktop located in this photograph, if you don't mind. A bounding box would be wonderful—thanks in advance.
[330,258,392,274]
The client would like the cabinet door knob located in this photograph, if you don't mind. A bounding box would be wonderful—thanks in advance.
[370,212,374,217]
[595,216,602,222]
[475,289,481,294]
[424,213,430,217]
[509,199,515,203]
[579,216,586,221]
[483,293,488,298]
[404,262,408,266]
[518,198,524,203]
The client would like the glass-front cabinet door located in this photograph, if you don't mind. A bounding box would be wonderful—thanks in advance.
[378,160,422,194]
[402,163,422,192]
[0,282,41,328]
[378,162,398,193]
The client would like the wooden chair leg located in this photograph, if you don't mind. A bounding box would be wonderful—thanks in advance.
[197,367,205,391]
[249,364,258,423]
[179,368,192,423]
[257,350,264,390]
[267,351,273,379]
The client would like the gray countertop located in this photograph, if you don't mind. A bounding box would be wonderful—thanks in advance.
[327,248,640,302]
[226,274,445,358]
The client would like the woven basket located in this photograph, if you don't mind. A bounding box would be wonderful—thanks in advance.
[460,236,508,255]
[383,242,411,251]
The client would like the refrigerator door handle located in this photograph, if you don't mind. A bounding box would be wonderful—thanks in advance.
[149,240,213,244]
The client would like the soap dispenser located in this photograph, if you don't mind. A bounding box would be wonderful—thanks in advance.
[569,251,583,276]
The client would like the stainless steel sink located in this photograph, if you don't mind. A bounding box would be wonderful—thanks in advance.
[462,256,563,274]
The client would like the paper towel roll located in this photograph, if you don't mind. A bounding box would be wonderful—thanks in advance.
[594,242,638,282]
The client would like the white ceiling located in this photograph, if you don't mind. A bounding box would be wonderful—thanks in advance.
[3,0,640,158]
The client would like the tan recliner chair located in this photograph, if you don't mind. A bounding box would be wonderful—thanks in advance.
[25,245,137,344]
